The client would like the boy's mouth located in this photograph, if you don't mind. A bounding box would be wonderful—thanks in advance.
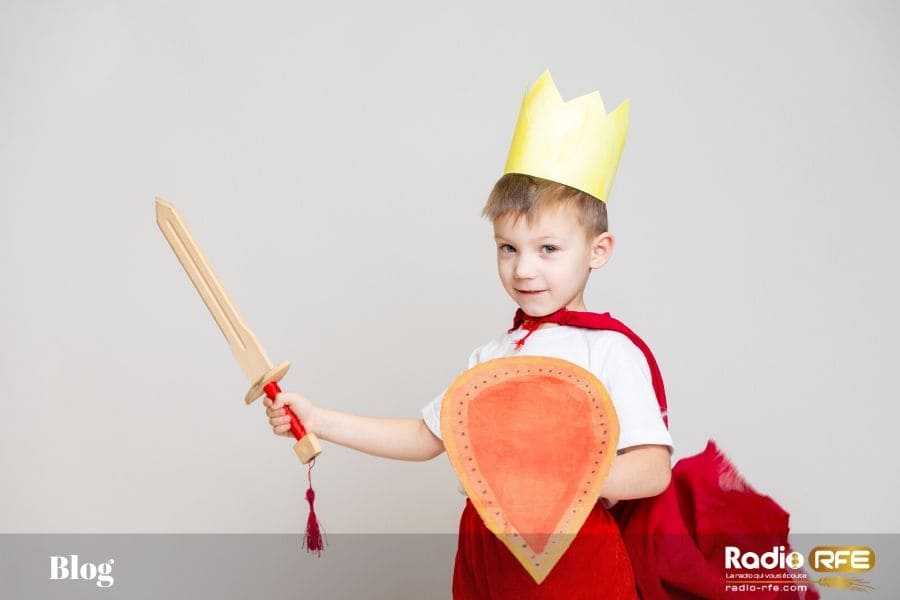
[517,289,547,295]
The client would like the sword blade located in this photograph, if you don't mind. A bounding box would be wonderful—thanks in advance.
[155,197,272,384]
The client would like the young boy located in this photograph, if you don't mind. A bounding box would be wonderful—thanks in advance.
[264,70,674,598]
[264,178,672,488]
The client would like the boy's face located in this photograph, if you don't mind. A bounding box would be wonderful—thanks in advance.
[493,204,614,317]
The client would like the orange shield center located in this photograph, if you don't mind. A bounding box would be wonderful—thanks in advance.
[441,355,619,583]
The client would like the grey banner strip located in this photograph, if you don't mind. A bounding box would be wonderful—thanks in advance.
[1,534,898,599]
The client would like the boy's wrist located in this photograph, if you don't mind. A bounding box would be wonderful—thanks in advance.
[306,405,324,440]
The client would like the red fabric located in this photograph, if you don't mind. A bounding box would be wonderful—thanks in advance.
[454,496,637,599]
[451,307,818,599]
[610,440,818,600]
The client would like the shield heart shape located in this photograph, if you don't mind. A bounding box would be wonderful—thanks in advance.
[441,355,619,584]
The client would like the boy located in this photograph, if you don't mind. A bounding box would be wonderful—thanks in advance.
[265,70,673,598]
[264,179,672,488]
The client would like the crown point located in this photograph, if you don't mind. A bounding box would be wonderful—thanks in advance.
[610,97,629,115]
[572,90,607,114]
[531,69,554,90]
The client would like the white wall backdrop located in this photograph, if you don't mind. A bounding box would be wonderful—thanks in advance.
[1,0,898,534]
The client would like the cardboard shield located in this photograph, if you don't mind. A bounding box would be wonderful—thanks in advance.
[441,355,619,583]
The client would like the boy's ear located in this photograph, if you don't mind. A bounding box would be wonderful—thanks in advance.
[589,232,615,269]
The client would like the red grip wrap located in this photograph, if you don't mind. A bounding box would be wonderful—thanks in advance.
[263,381,308,440]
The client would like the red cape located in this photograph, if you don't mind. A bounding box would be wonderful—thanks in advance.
[539,310,819,599]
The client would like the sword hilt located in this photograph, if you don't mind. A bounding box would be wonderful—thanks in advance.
[263,381,323,464]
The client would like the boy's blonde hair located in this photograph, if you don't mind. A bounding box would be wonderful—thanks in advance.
[482,173,608,237]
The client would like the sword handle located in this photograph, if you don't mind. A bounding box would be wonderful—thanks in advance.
[263,381,323,464]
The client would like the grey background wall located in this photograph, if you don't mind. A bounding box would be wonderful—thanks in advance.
[1,0,898,535]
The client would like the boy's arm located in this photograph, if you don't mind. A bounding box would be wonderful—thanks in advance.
[267,393,446,462]
[600,444,672,502]
[313,407,446,462]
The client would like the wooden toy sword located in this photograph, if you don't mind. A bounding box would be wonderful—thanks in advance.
[155,197,325,552]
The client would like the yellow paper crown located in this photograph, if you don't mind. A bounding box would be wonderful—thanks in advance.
[503,69,629,203]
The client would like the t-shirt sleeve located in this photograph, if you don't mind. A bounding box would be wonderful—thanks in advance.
[599,334,674,453]
[421,346,481,440]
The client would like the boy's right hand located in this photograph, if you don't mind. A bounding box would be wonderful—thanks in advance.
[263,391,316,438]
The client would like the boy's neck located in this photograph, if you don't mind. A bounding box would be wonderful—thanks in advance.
[516,301,592,330]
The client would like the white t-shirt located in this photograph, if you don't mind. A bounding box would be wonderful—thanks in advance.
[421,324,673,454]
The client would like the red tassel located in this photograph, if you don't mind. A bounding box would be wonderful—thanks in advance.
[302,458,326,555]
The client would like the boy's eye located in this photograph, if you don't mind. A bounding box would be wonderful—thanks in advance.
[498,244,558,254]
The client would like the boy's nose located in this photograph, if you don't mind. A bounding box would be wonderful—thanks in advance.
[513,258,537,279]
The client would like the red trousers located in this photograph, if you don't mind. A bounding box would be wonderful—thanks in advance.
[452,497,637,599]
